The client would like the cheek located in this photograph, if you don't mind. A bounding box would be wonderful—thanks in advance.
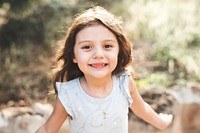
[113,51,119,60]
[109,52,119,65]
[74,54,88,64]
[75,56,89,73]
[73,49,83,63]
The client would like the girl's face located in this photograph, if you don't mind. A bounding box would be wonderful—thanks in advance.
[73,24,119,79]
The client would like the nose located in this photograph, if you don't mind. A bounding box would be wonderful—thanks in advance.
[93,47,104,59]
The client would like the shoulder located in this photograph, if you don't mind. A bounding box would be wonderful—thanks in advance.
[56,78,78,86]
[116,69,134,105]
[117,69,136,94]
[55,78,80,118]
[56,78,80,94]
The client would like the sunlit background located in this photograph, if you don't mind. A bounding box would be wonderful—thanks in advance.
[0,0,200,117]
[0,0,200,133]
[0,0,200,132]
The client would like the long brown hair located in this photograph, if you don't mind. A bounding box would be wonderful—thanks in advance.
[52,6,133,93]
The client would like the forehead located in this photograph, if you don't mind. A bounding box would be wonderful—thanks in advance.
[75,24,117,42]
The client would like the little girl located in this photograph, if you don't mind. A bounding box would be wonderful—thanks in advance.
[36,6,173,133]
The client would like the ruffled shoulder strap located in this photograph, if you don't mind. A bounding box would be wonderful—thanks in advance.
[119,69,133,106]
[56,80,77,118]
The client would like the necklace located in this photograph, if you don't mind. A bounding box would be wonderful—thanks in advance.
[95,89,114,120]
[99,105,109,119]
[102,110,109,119]
[82,76,114,119]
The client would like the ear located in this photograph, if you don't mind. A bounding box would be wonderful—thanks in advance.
[73,58,77,63]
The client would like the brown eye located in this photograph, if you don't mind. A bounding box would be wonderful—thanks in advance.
[82,45,92,49]
[104,44,113,48]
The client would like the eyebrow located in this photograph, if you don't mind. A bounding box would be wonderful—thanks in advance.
[103,39,117,43]
[78,39,117,45]
[77,40,92,45]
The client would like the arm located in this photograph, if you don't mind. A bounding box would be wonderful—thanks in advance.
[36,96,68,133]
[128,77,173,130]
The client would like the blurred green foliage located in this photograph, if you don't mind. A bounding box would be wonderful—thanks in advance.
[0,0,131,103]
[126,0,200,87]
[0,0,200,103]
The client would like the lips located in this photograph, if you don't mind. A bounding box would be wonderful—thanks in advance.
[89,63,108,68]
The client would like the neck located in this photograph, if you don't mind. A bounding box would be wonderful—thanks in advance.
[80,75,113,98]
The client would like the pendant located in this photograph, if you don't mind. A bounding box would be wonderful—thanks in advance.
[103,111,108,119]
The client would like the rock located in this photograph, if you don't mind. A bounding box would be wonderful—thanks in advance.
[1,107,33,119]
[181,103,200,133]
[128,86,177,133]
[128,85,200,133]
[0,103,52,133]
[33,102,53,119]
[8,114,44,133]
[0,85,199,133]
[170,86,200,133]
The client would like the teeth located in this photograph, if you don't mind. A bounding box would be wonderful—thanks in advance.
[90,63,107,67]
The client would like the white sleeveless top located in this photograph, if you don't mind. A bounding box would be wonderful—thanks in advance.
[56,70,133,133]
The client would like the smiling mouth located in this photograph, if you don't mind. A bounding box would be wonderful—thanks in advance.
[89,63,108,68]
